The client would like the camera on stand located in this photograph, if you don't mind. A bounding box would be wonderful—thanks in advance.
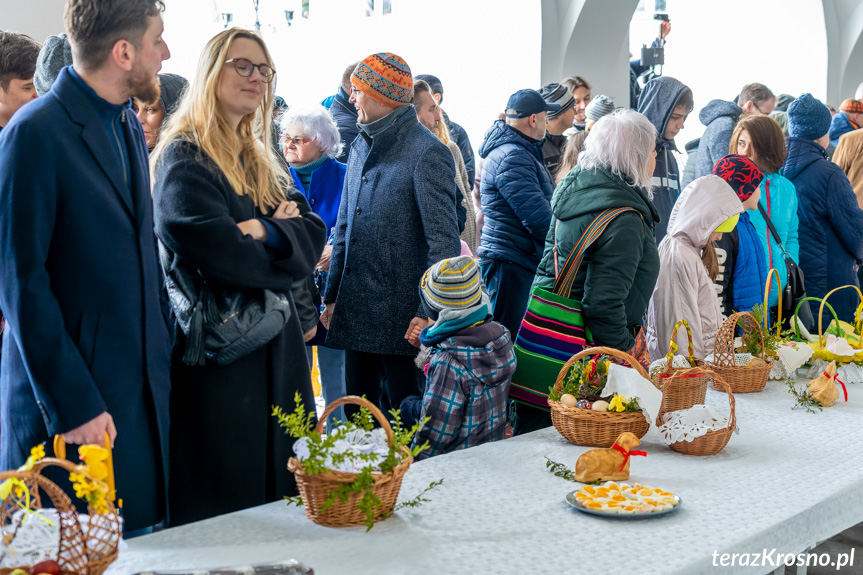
[640,13,668,68]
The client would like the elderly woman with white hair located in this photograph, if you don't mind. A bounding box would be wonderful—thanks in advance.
[533,108,659,353]
[279,104,348,427]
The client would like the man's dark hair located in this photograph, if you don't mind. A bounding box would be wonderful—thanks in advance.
[561,76,591,93]
[0,32,42,92]
[411,79,431,104]
[738,83,775,108]
[64,0,165,70]
[675,89,694,113]
[341,60,358,94]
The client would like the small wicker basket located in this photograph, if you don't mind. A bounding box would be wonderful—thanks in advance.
[0,458,121,575]
[708,311,773,393]
[287,396,413,528]
[548,346,650,448]
[652,319,708,424]
[659,368,736,456]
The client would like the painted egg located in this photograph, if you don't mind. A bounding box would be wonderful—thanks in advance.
[576,400,592,409]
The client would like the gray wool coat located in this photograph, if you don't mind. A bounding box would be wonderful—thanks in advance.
[324,105,462,355]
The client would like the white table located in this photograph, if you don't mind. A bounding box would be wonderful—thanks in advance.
[106,378,863,575]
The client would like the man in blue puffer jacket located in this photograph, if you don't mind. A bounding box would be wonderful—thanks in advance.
[477,89,558,335]
[783,93,863,327]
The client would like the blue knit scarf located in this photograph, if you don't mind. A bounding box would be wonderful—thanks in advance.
[418,304,492,347]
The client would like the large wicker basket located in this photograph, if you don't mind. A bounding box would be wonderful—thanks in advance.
[659,368,737,456]
[287,396,413,528]
[548,346,650,448]
[708,311,773,393]
[0,458,121,575]
[652,319,709,424]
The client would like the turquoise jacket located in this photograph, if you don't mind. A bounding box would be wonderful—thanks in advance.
[747,173,800,308]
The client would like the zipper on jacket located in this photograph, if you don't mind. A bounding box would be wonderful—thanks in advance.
[112,112,128,188]
[765,179,773,269]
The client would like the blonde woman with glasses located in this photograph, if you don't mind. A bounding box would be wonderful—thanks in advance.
[151,28,326,526]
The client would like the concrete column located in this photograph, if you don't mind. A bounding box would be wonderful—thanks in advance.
[541,0,639,106]
[823,0,863,102]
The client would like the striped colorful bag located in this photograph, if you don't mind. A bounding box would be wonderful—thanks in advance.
[510,208,641,408]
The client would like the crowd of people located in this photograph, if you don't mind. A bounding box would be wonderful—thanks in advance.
[2,0,863,536]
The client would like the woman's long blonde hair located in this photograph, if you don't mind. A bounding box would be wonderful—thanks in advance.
[151,28,289,213]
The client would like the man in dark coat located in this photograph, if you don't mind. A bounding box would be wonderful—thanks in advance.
[783,93,863,326]
[415,74,475,186]
[637,75,693,244]
[322,53,460,415]
[329,60,360,164]
[0,0,172,533]
[477,89,558,335]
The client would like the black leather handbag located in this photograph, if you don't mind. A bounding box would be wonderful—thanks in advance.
[159,243,293,366]
[757,203,814,331]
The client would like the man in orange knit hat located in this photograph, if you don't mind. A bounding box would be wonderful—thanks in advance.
[320,53,461,417]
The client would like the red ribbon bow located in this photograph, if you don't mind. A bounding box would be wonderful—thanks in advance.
[611,442,647,472]
[823,371,849,402]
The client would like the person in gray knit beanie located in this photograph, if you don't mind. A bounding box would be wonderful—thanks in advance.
[34,33,72,96]
[585,94,615,128]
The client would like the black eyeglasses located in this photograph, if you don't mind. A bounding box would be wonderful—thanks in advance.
[225,58,276,83]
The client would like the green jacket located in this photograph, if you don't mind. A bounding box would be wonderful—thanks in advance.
[532,165,660,350]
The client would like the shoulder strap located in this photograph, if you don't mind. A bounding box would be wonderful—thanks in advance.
[756,179,790,258]
[552,207,642,297]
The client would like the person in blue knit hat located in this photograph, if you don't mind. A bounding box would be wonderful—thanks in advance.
[400,256,516,460]
[783,93,863,328]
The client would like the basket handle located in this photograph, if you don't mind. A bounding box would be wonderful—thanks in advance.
[315,395,396,447]
[816,285,863,348]
[553,346,649,393]
[53,433,116,501]
[701,369,736,433]
[713,311,765,366]
[763,268,783,336]
[663,319,697,370]
[654,366,735,432]
[793,297,837,340]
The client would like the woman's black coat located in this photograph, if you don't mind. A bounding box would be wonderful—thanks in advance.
[153,139,326,525]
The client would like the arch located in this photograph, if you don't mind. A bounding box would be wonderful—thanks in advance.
[541,0,640,105]
[824,0,863,102]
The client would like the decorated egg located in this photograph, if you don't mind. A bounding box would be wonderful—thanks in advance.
[591,400,610,411]
[560,393,578,407]
[576,399,592,409]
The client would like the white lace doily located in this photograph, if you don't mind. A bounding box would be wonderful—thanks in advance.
[649,355,692,377]
[293,427,392,473]
[0,508,60,567]
[803,359,863,384]
[705,352,753,366]
[658,405,737,445]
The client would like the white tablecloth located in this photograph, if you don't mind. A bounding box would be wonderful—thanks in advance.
[107,378,863,575]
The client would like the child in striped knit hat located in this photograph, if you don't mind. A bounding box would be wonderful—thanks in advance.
[400,256,516,460]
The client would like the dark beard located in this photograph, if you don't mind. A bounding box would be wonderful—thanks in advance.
[128,62,159,104]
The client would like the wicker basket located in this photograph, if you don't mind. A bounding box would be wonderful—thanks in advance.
[0,458,121,575]
[708,311,774,393]
[659,368,736,456]
[287,396,413,528]
[548,346,650,448]
[652,319,708,424]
